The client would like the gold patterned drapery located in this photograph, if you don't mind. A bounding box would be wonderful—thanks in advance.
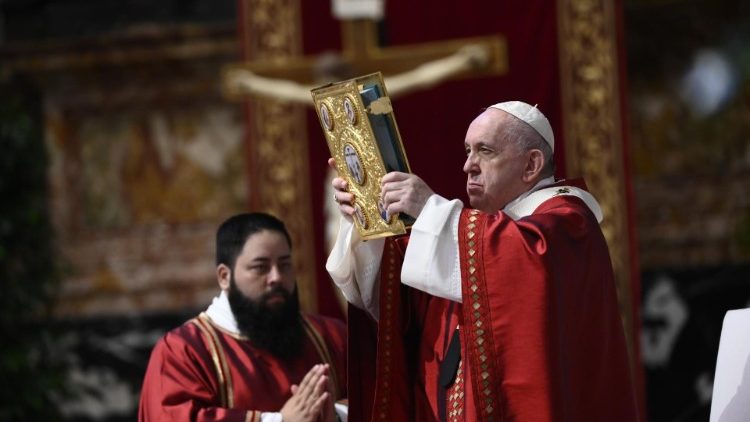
[240,0,319,312]
[557,0,642,402]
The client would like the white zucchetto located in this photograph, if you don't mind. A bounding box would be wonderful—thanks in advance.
[489,101,554,152]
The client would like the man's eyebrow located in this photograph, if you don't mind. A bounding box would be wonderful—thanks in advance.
[249,254,292,263]
[466,141,492,148]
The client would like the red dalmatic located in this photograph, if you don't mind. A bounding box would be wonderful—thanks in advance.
[138,313,346,421]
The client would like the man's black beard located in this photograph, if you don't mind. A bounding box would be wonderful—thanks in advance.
[227,278,304,360]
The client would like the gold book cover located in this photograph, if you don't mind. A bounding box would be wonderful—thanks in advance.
[311,72,413,240]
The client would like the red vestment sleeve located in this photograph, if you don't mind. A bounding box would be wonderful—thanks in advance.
[138,325,252,422]
[458,197,639,421]
[346,236,459,421]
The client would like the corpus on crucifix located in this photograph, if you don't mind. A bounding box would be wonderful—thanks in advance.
[222,0,508,103]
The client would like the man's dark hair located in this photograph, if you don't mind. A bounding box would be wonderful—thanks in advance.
[215,212,292,269]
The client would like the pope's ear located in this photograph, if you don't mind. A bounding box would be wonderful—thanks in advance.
[523,149,545,183]
[217,264,231,291]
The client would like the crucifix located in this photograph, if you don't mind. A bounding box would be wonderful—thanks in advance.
[222,1,507,100]
[221,0,508,313]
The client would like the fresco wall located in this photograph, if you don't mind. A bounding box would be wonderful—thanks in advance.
[1,1,243,418]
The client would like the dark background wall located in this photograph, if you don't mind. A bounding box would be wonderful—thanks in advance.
[626,1,750,421]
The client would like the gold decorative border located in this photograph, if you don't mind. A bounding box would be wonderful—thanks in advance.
[460,209,499,419]
[242,0,317,312]
[557,0,637,374]
[372,239,399,418]
[192,315,233,407]
[447,360,465,421]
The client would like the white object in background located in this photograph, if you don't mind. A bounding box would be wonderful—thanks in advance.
[332,0,384,19]
[709,308,750,422]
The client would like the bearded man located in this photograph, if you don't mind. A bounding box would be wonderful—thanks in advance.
[139,213,346,422]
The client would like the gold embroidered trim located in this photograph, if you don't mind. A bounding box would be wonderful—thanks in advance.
[461,209,499,419]
[190,316,228,408]
[374,239,398,418]
[447,360,465,421]
[301,315,341,400]
[245,410,261,422]
[199,313,247,341]
[193,312,234,408]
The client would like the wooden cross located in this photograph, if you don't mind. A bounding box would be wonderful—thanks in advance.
[221,18,507,97]
[220,3,507,314]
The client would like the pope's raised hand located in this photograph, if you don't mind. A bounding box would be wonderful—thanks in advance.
[380,172,434,219]
[328,158,356,221]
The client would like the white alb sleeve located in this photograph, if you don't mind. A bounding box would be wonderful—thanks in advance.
[325,217,385,320]
[335,402,348,421]
[260,412,281,422]
[401,194,463,302]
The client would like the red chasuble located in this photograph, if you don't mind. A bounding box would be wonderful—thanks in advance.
[349,185,639,421]
[138,313,346,422]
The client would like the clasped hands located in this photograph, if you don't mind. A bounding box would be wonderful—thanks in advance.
[328,158,433,221]
[280,363,336,422]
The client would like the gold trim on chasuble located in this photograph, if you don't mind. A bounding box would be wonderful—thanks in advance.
[192,313,342,412]
[241,0,318,313]
[245,410,262,422]
[556,0,637,374]
[300,316,342,400]
[447,360,465,421]
[459,209,500,420]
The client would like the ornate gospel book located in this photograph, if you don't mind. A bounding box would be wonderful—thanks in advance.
[312,72,413,240]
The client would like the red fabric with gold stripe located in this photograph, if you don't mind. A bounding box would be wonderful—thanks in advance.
[346,236,461,421]
[456,196,639,421]
[347,184,638,420]
[138,313,346,421]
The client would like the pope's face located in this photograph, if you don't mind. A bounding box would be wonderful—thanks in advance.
[230,230,296,307]
[463,109,530,213]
